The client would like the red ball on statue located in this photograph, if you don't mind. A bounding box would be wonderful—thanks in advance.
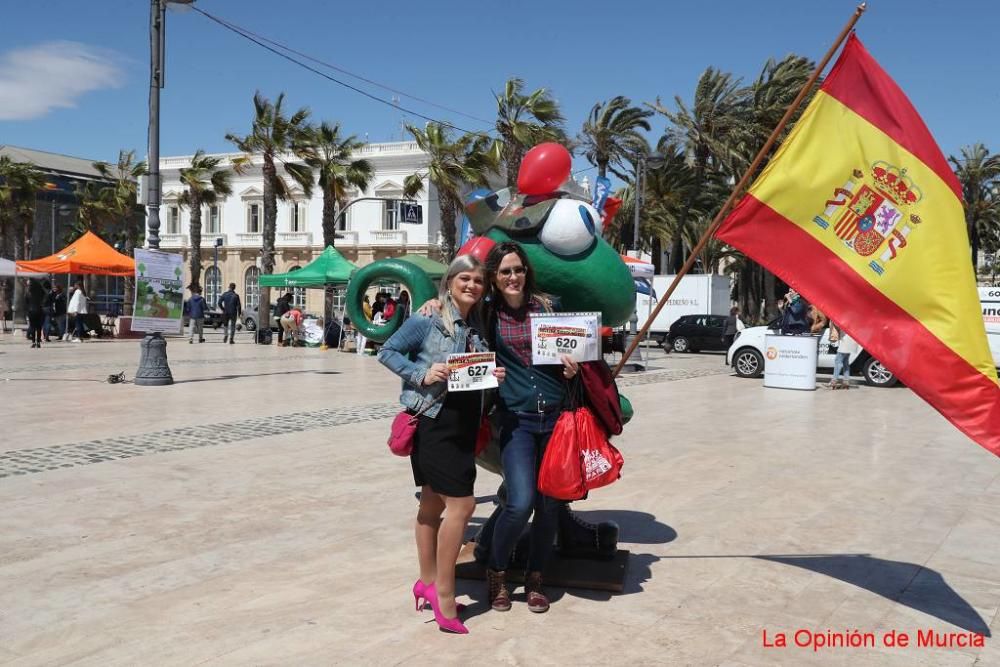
[517,143,572,195]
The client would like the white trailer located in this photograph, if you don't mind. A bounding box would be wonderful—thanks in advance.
[634,274,732,345]
[978,287,1000,367]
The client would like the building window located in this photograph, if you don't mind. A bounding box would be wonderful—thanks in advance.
[290,202,306,232]
[383,200,399,231]
[247,203,261,233]
[288,266,306,308]
[245,266,260,309]
[206,205,220,234]
[166,205,180,234]
[204,266,221,307]
[333,287,346,315]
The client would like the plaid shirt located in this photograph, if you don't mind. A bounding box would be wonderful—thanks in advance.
[496,299,541,366]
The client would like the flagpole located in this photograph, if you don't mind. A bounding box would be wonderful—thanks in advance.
[613,2,868,378]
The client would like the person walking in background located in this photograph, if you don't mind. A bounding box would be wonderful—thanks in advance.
[809,305,828,334]
[67,281,88,343]
[275,292,293,346]
[722,306,744,350]
[187,286,207,344]
[43,283,66,342]
[218,283,242,345]
[829,322,859,389]
[25,279,46,348]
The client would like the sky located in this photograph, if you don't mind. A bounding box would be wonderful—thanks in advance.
[0,0,997,175]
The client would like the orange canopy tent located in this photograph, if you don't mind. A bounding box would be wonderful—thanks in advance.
[17,231,135,276]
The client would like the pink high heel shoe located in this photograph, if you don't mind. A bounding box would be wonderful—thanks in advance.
[424,583,468,634]
[412,580,466,612]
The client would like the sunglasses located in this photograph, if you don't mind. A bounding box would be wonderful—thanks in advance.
[497,266,527,277]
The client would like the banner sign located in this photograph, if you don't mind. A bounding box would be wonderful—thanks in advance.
[530,311,601,365]
[132,248,184,334]
[448,352,498,392]
[592,176,612,215]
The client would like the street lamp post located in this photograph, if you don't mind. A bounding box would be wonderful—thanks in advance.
[625,153,665,372]
[135,0,192,386]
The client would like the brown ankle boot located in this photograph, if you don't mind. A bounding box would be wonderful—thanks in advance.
[524,571,550,613]
[486,568,511,612]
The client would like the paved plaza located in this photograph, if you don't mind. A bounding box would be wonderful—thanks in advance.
[1,330,999,666]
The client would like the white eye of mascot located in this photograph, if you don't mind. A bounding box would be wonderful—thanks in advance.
[538,199,602,256]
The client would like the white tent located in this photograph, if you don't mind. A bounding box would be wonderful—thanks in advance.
[0,257,47,278]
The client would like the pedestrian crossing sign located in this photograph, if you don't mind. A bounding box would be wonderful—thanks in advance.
[399,201,422,224]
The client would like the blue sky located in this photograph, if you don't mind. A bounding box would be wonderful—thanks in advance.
[0,0,996,173]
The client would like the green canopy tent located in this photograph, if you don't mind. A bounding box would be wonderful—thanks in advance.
[259,246,358,288]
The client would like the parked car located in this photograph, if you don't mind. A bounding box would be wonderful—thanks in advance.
[181,305,226,329]
[726,319,898,387]
[665,314,729,353]
[242,303,279,332]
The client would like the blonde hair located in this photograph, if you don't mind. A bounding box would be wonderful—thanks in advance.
[437,254,486,335]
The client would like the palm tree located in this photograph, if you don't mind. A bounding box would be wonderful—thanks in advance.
[578,96,652,180]
[492,78,567,187]
[649,68,747,273]
[403,122,496,261]
[179,150,233,291]
[300,121,373,321]
[0,156,45,323]
[302,121,373,249]
[93,150,148,314]
[949,143,1000,269]
[226,91,314,319]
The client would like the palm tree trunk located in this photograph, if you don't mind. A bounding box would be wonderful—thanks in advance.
[322,195,339,328]
[188,195,203,290]
[503,140,523,189]
[598,161,608,180]
[123,211,139,316]
[651,236,663,274]
[322,192,337,248]
[440,191,459,262]
[12,215,27,325]
[763,267,777,319]
[259,156,278,342]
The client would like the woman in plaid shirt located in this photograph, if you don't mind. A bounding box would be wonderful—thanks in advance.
[480,242,579,615]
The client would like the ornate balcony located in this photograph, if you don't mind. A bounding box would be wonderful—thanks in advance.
[370,229,407,245]
[199,234,227,248]
[235,232,263,246]
[276,231,313,247]
[336,230,358,246]
[159,233,187,248]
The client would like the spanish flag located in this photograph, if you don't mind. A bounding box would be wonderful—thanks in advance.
[717,35,1000,456]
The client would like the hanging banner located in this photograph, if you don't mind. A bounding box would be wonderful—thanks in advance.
[531,312,602,364]
[592,176,612,216]
[132,248,184,334]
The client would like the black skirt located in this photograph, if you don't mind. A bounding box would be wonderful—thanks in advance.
[412,390,481,497]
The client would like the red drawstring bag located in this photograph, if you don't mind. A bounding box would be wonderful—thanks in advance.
[537,406,624,500]
[475,416,492,456]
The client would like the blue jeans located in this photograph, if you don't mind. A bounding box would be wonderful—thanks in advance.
[44,313,66,339]
[488,410,563,573]
[833,352,851,381]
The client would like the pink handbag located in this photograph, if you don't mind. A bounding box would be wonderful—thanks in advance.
[387,393,446,456]
[388,411,420,456]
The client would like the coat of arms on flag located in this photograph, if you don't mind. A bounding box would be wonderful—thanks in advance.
[813,161,924,276]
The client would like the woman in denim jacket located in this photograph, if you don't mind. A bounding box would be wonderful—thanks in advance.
[378,254,504,634]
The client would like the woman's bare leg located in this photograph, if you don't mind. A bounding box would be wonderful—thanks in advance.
[415,487,445,584]
[435,494,476,618]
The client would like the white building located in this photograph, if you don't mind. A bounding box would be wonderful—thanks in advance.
[157,141,439,314]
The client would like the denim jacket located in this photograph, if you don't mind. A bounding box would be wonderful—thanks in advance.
[378,311,487,418]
